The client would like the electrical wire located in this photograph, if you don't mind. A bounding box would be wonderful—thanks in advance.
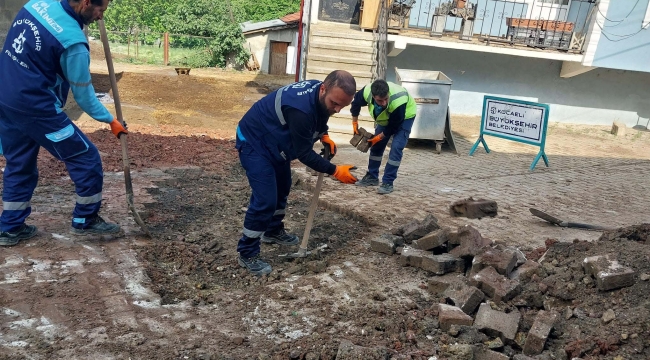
[596,19,650,42]
[592,0,650,40]
[596,0,640,26]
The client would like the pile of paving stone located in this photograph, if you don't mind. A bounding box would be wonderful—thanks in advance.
[368,215,644,360]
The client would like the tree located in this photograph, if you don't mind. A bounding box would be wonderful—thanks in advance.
[233,0,300,23]
[162,0,248,67]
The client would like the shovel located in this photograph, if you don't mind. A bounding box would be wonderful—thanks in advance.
[98,21,152,238]
[529,208,613,231]
[279,147,332,259]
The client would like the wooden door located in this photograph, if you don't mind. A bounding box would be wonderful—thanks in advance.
[269,41,289,75]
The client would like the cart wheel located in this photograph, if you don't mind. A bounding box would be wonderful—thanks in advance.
[435,141,442,154]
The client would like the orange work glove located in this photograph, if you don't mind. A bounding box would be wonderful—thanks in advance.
[110,118,128,138]
[333,165,358,184]
[368,133,385,146]
[352,120,359,135]
[321,134,337,157]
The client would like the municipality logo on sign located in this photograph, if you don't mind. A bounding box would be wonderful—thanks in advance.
[12,30,27,54]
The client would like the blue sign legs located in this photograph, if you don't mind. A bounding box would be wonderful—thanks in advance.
[530,148,550,171]
[469,135,490,156]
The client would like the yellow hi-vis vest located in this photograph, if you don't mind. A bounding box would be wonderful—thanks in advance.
[363,81,417,126]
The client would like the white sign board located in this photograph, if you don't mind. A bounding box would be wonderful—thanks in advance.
[483,98,547,145]
[470,96,550,171]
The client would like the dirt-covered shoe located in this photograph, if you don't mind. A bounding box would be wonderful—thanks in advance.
[377,182,394,194]
[238,255,272,276]
[71,216,121,235]
[261,229,299,245]
[0,224,38,246]
[356,172,379,187]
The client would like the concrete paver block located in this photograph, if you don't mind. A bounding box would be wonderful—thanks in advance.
[353,127,374,153]
[583,255,636,291]
[450,198,498,219]
[513,355,536,360]
[450,225,492,258]
[370,234,403,255]
[427,274,467,295]
[412,227,451,250]
[400,214,440,242]
[420,253,464,275]
[474,303,521,342]
[472,248,518,277]
[474,347,509,360]
[399,247,430,268]
[472,267,521,302]
[335,340,389,360]
[445,285,485,314]
[611,121,626,136]
[523,310,558,356]
[510,260,541,281]
[438,304,474,332]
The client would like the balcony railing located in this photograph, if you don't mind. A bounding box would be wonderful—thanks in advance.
[386,0,596,53]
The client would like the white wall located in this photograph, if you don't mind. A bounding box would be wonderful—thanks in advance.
[245,28,298,74]
[388,45,650,127]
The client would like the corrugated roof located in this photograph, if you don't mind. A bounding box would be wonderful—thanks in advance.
[240,19,288,34]
[280,12,301,24]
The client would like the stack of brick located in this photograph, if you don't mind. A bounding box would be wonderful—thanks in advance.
[367,215,639,359]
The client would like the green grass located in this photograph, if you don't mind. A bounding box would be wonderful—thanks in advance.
[103,41,209,67]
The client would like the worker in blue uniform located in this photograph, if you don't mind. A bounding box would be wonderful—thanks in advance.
[0,0,127,247]
[236,70,358,275]
[350,79,417,195]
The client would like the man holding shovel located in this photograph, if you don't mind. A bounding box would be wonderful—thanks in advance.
[235,70,358,276]
[350,79,416,194]
[0,0,127,246]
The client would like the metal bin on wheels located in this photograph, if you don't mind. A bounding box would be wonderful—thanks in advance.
[395,67,456,153]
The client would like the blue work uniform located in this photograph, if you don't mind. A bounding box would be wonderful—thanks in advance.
[0,0,114,232]
[235,80,336,258]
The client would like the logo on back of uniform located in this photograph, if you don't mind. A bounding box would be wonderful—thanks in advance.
[12,30,27,54]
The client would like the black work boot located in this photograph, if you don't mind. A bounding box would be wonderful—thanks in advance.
[71,216,121,235]
[0,224,38,246]
[238,254,272,276]
[356,172,379,187]
[261,229,299,245]
[377,182,394,194]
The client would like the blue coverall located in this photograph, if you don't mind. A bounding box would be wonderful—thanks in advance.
[0,0,115,232]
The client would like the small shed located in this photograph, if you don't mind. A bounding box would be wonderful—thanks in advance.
[241,13,301,75]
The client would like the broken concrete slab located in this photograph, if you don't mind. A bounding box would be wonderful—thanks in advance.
[400,214,440,243]
[335,340,389,360]
[450,198,498,219]
[370,234,403,255]
[438,304,474,332]
[471,248,518,277]
[472,266,521,302]
[523,310,558,356]
[420,253,464,275]
[411,227,451,251]
[450,225,492,258]
[474,303,521,342]
[583,255,636,291]
[399,247,430,268]
[509,260,541,281]
[445,286,485,315]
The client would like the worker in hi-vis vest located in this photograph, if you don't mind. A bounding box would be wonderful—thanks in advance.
[350,79,416,194]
